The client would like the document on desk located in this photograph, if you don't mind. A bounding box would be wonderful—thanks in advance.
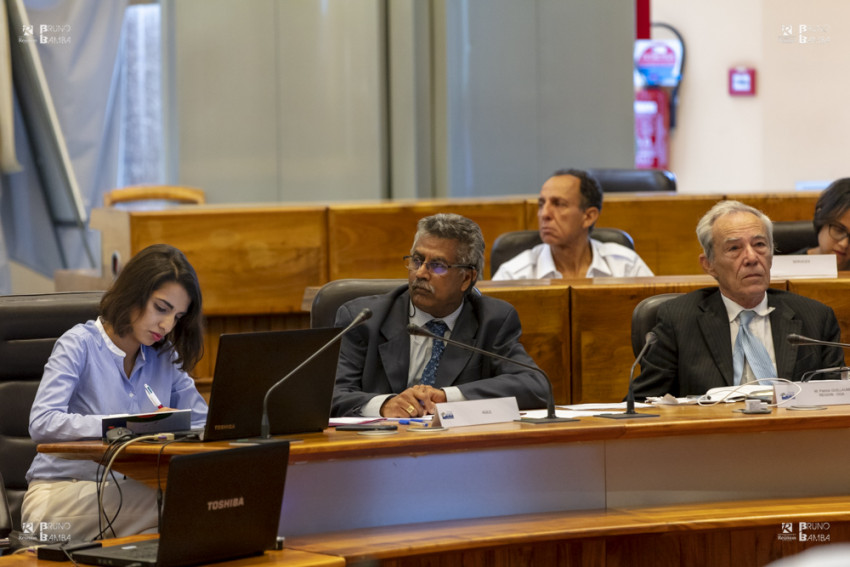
[328,417,385,426]
[702,384,774,403]
[101,409,191,437]
[521,403,653,419]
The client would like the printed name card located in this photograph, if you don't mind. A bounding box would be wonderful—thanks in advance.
[770,255,837,279]
[774,380,850,407]
[432,397,520,428]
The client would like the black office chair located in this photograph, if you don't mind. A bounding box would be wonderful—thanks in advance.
[310,279,407,329]
[0,292,102,533]
[630,293,683,357]
[773,220,818,255]
[489,227,635,278]
[0,475,11,554]
[586,168,677,193]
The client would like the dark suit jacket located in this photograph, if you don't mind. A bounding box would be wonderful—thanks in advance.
[331,285,550,416]
[632,288,845,399]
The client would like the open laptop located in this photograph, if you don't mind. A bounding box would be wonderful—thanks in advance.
[202,328,342,441]
[74,441,290,567]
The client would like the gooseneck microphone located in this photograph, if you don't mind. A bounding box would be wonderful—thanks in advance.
[406,324,576,424]
[260,308,372,438]
[787,333,850,349]
[598,331,659,419]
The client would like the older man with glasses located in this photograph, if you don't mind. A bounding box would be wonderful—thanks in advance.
[331,213,550,418]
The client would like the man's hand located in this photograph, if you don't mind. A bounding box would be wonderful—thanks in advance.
[380,385,448,417]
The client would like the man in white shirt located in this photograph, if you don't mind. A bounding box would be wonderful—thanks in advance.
[492,169,653,279]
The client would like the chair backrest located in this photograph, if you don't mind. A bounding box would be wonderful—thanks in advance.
[585,168,677,193]
[773,220,818,255]
[103,185,205,210]
[0,474,10,553]
[489,228,635,278]
[310,279,407,329]
[0,292,102,531]
[631,293,683,357]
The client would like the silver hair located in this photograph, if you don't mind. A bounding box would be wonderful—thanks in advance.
[696,200,774,262]
[412,213,485,288]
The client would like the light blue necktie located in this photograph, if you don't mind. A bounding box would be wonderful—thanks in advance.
[419,320,448,386]
[733,310,777,385]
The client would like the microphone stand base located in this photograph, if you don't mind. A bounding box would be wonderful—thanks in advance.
[596,412,659,419]
[517,416,579,424]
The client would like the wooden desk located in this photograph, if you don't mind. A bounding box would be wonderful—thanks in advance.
[40,404,850,546]
[0,535,344,567]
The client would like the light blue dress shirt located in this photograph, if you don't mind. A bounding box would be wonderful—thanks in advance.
[26,319,208,482]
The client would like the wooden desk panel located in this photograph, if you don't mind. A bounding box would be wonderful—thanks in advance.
[41,404,850,542]
[285,497,850,567]
[326,200,528,280]
[478,281,571,403]
[787,276,850,345]
[0,535,344,567]
[740,192,820,222]
[569,276,717,403]
[91,205,328,316]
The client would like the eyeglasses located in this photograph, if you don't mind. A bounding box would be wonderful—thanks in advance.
[828,223,850,242]
[403,256,474,276]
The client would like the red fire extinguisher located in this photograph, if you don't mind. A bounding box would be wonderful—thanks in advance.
[633,23,684,171]
[634,87,669,170]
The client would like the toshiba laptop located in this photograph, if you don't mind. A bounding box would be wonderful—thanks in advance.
[74,441,290,567]
[202,328,342,441]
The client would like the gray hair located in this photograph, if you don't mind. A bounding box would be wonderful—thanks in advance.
[696,200,774,262]
[412,213,485,288]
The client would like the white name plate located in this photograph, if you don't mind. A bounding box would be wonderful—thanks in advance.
[774,380,850,407]
[771,254,837,279]
[432,397,520,428]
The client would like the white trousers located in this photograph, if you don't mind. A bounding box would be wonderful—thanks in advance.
[21,477,159,544]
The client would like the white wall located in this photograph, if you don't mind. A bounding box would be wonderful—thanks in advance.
[653,0,850,194]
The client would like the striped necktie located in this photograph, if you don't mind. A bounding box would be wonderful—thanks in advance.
[733,310,776,385]
[419,320,448,386]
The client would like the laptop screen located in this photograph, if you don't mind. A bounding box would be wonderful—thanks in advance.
[203,328,342,441]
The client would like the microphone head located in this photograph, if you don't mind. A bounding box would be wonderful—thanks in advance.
[407,323,429,337]
[644,331,657,346]
[787,333,808,346]
[359,308,373,321]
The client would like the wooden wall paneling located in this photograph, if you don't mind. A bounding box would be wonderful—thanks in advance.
[327,200,528,280]
[478,281,571,404]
